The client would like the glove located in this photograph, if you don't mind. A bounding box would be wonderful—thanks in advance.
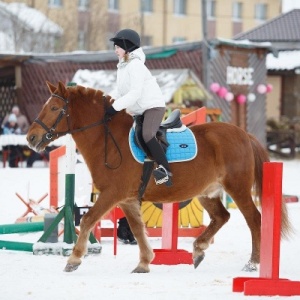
[104,105,118,121]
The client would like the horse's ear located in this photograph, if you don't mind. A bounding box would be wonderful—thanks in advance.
[46,81,57,93]
[58,81,67,94]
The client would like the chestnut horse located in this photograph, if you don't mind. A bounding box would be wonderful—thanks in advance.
[27,81,290,273]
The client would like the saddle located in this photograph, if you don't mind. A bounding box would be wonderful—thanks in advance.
[134,109,183,157]
[130,109,197,202]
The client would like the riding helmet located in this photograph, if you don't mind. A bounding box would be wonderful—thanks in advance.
[110,29,140,52]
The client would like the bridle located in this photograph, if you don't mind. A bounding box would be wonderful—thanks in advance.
[34,93,122,169]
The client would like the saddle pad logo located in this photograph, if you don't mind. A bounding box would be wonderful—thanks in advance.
[129,127,198,164]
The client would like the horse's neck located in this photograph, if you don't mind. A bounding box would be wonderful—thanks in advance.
[71,112,133,176]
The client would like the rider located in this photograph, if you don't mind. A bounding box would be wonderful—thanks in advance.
[105,28,172,186]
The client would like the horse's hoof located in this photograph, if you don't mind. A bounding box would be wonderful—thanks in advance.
[242,261,258,272]
[193,253,205,269]
[131,266,150,273]
[64,263,81,272]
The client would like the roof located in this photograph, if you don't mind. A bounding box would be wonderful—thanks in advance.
[0,53,32,68]
[266,50,300,70]
[210,38,272,50]
[72,69,211,103]
[0,41,201,65]
[0,2,63,36]
[234,9,300,42]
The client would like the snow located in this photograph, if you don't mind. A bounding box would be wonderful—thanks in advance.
[0,158,300,299]
[267,50,300,71]
[0,1,63,35]
[282,0,300,12]
[72,69,203,104]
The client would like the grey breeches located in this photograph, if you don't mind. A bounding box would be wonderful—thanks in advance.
[142,107,166,143]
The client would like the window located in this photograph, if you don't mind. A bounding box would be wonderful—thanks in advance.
[108,0,119,11]
[78,0,89,10]
[48,0,62,7]
[255,3,267,21]
[142,35,152,46]
[141,0,153,13]
[232,2,243,20]
[78,31,86,50]
[173,36,186,44]
[174,0,186,15]
[207,0,216,19]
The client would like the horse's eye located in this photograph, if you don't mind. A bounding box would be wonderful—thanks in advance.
[51,106,59,111]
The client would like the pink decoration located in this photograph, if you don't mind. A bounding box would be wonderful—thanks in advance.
[257,84,267,94]
[210,82,220,93]
[266,84,273,93]
[237,94,246,104]
[217,87,228,98]
[247,93,256,102]
[224,92,234,102]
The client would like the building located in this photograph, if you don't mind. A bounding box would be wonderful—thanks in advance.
[234,9,300,121]
[0,0,282,52]
[0,39,271,146]
[0,2,62,52]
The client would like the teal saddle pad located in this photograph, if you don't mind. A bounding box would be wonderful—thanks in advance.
[129,127,198,164]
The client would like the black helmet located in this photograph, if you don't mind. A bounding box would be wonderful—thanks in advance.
[110,29,140,52]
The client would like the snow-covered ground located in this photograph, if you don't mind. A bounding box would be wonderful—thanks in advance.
[0,158,300,300]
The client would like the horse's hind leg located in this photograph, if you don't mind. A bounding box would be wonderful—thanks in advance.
[193,195,230,268]
[119,200,154,273]
[228,188,261,271]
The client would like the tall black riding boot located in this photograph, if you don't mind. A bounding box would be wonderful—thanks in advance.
[146,137,173,186]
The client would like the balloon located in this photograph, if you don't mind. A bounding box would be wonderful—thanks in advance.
[237,94,246,104]
[210,82,220,93]
[257,84,267,94]
[224,92,234,102]
[247,93,256,102]
[217,87,228,98]
[266,84,273,93]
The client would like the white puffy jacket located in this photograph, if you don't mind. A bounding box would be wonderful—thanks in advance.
[111,48,165,116]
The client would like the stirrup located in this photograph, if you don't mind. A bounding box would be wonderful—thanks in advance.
[153,165,172,186]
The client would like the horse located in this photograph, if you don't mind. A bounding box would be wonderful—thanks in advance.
[27,81,291,273]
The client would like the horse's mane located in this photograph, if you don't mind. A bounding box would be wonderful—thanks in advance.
[68,84,114,105]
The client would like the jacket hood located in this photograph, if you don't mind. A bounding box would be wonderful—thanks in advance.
[117,47,145,68]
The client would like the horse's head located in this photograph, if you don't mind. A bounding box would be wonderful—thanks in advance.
[27,81,108,152]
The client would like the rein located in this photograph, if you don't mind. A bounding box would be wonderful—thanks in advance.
[34,93,122,169]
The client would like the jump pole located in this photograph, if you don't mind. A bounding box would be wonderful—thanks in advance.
[0,222,44,252]
[232,162,300,296]
[151,107,206,265]
[35,134,101,255]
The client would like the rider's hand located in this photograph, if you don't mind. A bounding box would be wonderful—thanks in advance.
[104,105,118,121]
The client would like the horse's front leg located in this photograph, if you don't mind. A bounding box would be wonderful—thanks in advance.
[120,200,154,273]
[64,191,116,272]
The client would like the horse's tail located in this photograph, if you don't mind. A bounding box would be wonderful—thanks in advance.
[249,134,292,239]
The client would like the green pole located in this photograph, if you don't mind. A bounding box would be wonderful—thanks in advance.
[0,240,33,252]
[63,134,77,244]
[0,222,44,234]
[37,132,99,249]
[63,174,75,243]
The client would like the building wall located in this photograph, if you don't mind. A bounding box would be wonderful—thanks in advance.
[1,0,282,52]
[283,74,300,118]
[266,75,281,121]
[207,45,268,145]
